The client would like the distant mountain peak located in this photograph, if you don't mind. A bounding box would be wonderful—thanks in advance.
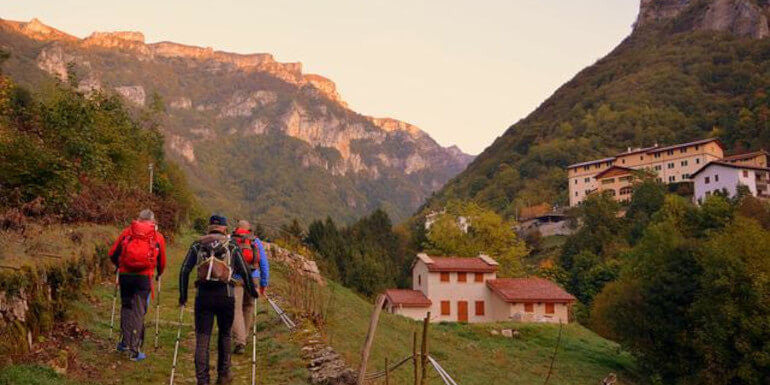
[636,0,770,39]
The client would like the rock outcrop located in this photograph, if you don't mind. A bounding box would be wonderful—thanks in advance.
[636,0,770,39]
[114,85,146,106]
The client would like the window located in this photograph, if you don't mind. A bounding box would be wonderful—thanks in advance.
[575,191,578,197]
[669,176,676,182]
[621,159,626,164]
[601,178,615,185]
[743,170,749,178]
[441,301,450,315]
[715,174,719,182]
[640,156,644,161]
[668,162,675,169]
[696,158,701,164]
[667,150,674,156]
[681,160,688,167]
[475,301,485,316]
[654,153,661,159]
[584,166,589,171]
[608,189,616,196]
[457,272,467,283]
[695,145,700,151]
[654,165,662,171]
[680,148,687,154]
[418,275,421,286]
[584,189,591,195]
[620,186,633,195]
[595,164,601,169]
[656,177,663,182]
[606,161,613,166]
[574,179,577,185]
[705,176,710,184]
[440,272,449,282]
[619,176,632,182]
[524,303,534,313]
[545,303,555,314]
[584,177,590,183]
[682,173,690,179]
[474,273,484,283]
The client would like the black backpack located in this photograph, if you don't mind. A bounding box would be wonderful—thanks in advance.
[195,233,233,283]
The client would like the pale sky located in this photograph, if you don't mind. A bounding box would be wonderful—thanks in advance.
[3,1,639,154]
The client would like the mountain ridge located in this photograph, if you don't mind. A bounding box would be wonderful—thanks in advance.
[0,17,473,224]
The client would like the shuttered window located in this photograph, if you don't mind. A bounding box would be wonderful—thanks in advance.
[457,272,467,282]
[475,301,485,316]
[440,272,449,282]
[441,301,450,315]
[524,303,534,313]
[474,273,484,283]
[545,303,555,314]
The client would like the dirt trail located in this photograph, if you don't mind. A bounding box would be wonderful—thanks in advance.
[70,233,310,385]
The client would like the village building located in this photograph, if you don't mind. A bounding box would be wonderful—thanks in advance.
[516,213,572,237]
[383,254,575,324]
[567,138,725,206]
[691,161,770,203]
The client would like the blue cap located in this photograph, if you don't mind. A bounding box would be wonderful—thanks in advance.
[209,214,228,226]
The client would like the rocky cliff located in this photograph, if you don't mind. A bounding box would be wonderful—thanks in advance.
[0,18,473,223]
[636,0,770,38]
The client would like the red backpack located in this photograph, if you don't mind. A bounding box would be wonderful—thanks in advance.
[232,228,255,265]
[120,221,158,272]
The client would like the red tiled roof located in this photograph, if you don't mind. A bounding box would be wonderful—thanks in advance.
[425,257,498,273]
[722,150,769,161]
[384,289,431,308]
[594,166,635,179]
[487,278,576,303]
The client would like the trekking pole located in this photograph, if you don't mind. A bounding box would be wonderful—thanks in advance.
[154,276,162,350]
[251,295,258,385]
[108,270,119,341]
[169,305,185,385]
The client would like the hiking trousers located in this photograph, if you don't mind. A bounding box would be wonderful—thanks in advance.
[119,274,151,355]
[194,284,235,385]
[231,284,255,347]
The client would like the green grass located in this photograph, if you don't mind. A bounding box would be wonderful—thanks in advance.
[0,365,92,385]
[2,228,638,384]
[268,268,639,385]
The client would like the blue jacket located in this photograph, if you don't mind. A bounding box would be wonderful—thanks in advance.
[252,238,270,288]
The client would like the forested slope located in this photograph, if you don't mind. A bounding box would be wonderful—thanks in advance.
[426,0,770,216]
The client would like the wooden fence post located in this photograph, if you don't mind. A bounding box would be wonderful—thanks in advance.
[385,357,390,385]
[357,294,386,385]
[413,331,419,385]
[420,312,430,385]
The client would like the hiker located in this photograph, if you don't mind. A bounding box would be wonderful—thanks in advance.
[108,209,167,361]
[230,220,269,354]
[179,215,259,385]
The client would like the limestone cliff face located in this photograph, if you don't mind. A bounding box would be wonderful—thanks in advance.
[0,17,474,222]
[636,0,770,39]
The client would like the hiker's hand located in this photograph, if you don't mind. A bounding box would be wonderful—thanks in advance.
[259,286,266,296]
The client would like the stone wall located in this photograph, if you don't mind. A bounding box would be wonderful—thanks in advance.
[264,242,324,285]
[0,242,112,356]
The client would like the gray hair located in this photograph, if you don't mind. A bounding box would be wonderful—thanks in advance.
[138,209,155,221]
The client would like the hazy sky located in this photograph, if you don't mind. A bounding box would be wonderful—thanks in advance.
[3,1,639,154]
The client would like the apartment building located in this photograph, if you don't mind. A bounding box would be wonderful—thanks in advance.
[383,254,575,324]
[567,138,725,206]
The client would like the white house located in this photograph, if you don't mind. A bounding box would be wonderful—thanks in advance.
[383,254,575,324]
[691,161,770,204]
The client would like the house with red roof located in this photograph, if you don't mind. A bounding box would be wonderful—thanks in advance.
[383,254,575,324]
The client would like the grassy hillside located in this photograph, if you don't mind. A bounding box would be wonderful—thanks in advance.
[269,269,639,384]
[425,4,770,217]
[1,227,636,385]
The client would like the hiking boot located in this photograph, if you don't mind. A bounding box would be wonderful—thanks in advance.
[215,373,233,385]
[116,341,128,352]
[233,344,245,355]
[129,351,147,362]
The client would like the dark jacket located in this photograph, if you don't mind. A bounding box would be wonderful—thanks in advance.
[178,231,259,306]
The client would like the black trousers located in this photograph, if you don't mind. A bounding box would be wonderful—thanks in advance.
[194,284,235,385]
[119,274,151,355]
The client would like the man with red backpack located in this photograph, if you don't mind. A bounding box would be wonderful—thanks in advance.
[108,209,167,361]
[230,220,269,355]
